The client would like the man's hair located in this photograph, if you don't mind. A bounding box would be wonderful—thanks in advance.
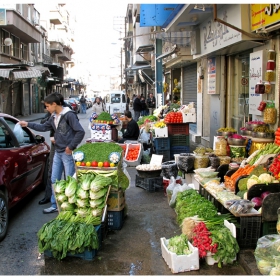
[124,110,132,118]
[44,92,62,105]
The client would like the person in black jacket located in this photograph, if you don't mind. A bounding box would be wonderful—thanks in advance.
[133,94,142,121]
[118,110,140,143]
[147,93,156,109]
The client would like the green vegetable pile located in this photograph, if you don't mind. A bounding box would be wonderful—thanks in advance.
[248,143,280,165]
[167,234,192,255]
[74,142,123,163]
[175,189,218,225]
[137,115,158,126]
[96,112,112,121]
[38,173,113,260]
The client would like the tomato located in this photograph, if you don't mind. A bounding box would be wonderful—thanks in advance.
[91,161,98,167]
[81,162,86,166]
[103,161,110,168]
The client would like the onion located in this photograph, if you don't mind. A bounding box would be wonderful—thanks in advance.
[260,191,271,200]
[251,197,263,208]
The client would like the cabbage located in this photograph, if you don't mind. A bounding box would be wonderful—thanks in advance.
[269,268,280,275]
[89,188,108,200]
[56,194,67,202]
[65,177,78,197]
[76,198,89,208]
[54,180,66,194]
[60,202,76,211]
[68,195,77,204]
[251,197,263,208]
[257,259,273,275]
[77,188,89,199]
[80,174,94,191]
[90,175,112,192]
[91,208,103,217]
[89,198,105,208]
[76,208,89,217]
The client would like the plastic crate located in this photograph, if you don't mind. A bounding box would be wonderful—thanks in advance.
[262,221,277,236]
[161,238,199,273]
[237,216,262,248]
[154,137,170,151]
[170,135,189,147]
[155,149,170,162]
[135,175,163,192]
[167,123,189,136]
[44,225,101,261]
[108,209,124,230]
[123,143,142,167]
[170,146,190,159]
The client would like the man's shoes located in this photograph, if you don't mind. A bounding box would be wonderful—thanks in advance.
[43,207,58,214]
[39,198,50,205]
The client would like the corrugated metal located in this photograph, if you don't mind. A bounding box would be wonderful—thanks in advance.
[11,69,42,79]
[183,63,197,107]
[0,69,12,79]
[183,63,197,133]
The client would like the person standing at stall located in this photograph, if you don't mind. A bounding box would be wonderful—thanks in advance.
[147,93,156,115]
[133,94,142,122]
[92,97,106,114]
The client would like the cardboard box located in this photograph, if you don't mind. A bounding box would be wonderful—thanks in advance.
[182,113,196,123]
[107,189,125,211]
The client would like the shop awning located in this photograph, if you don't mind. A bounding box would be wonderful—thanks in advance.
[34,65,51,76]
[138,69,154,86]
[0,68,42,80]
[136,44,154,54]
[0,69,12,79]
[43,63,64,80]
[156,44,178,60]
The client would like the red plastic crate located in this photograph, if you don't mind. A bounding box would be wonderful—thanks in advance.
[167,123,189,135]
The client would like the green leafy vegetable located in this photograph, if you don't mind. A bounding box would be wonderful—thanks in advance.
[90,175,112,192]
[65,176,78,197]
[96,112,112,121]
[167,234,192,255]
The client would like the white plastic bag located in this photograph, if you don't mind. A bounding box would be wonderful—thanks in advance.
[169,183,193,208]
[14,123,24,143]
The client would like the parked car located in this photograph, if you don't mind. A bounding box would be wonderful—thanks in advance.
[64,98,80,113]
[86,98,92,108]
[0,113,50,241]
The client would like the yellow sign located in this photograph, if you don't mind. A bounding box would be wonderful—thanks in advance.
[251,4,280,31]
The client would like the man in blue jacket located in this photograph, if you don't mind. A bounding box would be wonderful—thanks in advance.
[18,93,85,214]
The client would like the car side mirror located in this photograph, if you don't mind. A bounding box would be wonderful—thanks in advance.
[35,135,45,143]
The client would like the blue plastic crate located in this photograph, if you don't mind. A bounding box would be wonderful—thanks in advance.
[155,149,170,162]
[44,225,101,261]
[170,135,190,146]
[170,146,190,159]
[108,210,124,230]
[154,137,170,151]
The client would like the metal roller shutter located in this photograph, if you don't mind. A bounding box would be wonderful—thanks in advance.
[183,63,197,132]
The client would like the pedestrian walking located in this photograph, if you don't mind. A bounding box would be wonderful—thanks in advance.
[38,93,75,205]
[147,93,156,115]
[92,97,106,114]
[133,94,142,122]
[126,94,130,111]
[18,92,85,214]
[140,96,148,116]
[79,95,87,114]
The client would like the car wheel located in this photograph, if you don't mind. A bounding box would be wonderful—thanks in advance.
[0,190,8,242]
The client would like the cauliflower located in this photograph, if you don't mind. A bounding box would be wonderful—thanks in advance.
[258,173,272,184]
[247,175,259,189]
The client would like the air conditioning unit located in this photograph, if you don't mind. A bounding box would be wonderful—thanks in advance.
[42,31,48,38]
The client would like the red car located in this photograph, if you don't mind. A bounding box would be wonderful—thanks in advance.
[64,98,80,113]
[0,113,50,241]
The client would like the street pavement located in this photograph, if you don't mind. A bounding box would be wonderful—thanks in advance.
[14,109,260,275]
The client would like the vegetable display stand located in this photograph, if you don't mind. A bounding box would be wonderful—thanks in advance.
[107,209,125,230]
[44,225,102,261]
[160,237,199,273]
[135,175,163,192]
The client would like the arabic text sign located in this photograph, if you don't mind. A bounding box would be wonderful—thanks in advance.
[208,57,216,94]
[249,50,263,116]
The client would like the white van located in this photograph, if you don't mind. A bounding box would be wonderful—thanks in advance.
[105,91,127,114]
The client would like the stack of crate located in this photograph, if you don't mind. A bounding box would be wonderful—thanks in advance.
[154,137,171,162]
[167,123,190,159]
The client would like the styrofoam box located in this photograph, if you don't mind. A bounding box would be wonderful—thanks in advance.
[183,113,196,123]
[205,220,237,266]
[160,238,199,273]
[123,143,143,167]
[91,130,112,140]
[154,127,168,138]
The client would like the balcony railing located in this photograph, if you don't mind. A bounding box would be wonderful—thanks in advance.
[42,53,53,64]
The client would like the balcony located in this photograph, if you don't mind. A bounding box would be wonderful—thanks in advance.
[50,42,63,54]
[49,10,63,25]
[42,53,53,64]
[4,9,41,43]
[58,48,72,61]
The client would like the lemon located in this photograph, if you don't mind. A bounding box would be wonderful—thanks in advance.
[98,162,103,167]
[86,161,91,167]
[76,162,81,166]
[110,162,115,167]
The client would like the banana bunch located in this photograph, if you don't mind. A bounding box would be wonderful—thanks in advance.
[154,121,166,128]
[163,82,169,93]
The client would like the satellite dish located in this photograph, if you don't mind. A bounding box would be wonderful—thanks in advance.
[4,38,12,46]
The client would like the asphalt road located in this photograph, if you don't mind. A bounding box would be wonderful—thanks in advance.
[0,109,257,276]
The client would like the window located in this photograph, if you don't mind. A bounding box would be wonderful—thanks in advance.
[111,94,121,103]
[20,43,27,59]
[10,34,19,58]
[1,29,10,54]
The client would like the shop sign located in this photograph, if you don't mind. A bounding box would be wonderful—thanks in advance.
[194,4,243,58]
[251,4,280,31]
[249,50,263,116]
[0,9,6,25]
[241,77,248,86]
[207,57,216,94]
